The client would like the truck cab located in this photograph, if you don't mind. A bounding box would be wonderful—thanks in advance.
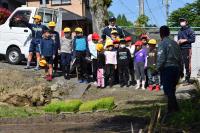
[0,7,62,64]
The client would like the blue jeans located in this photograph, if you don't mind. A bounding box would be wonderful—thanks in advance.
[61,53,71,66]
[147,69,159,85]
[160,66,180,112]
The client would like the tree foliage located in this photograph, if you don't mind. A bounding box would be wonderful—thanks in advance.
[0,8,11,25]
[108,13,132,26]
[168,0,200,27]
[134,15,149,36]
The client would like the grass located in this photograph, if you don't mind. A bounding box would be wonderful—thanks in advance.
[79,100,98,112]
[44,97,115,113]
[44,100,82,113]
[166,99,200,128]
[0,105,43,118]
[79,97,115,112]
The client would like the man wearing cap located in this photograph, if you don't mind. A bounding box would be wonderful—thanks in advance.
[15,15,48,70]
[48,21,60,73]
[177,18,195,84]
[102,16,125,41]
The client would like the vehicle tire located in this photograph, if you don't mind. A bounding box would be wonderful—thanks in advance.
[6,47,22,65]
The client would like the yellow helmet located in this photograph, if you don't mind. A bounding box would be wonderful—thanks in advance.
[33,15,42,21]
[111,30,118,34]
[63,27,71,33]
[96,43,104,52]
[39,58,47,67]
[105,39,114,47]
[48,21,56,27]
[148,39,157,45]
[75,27,83,33]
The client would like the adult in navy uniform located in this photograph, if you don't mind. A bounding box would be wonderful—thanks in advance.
[177,18,195,84]
[102,16,125,41]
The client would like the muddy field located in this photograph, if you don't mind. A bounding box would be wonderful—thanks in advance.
[0,61,194,133]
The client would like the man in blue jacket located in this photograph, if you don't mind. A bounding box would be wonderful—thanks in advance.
[177,18,195,84]
[102,16,125,41]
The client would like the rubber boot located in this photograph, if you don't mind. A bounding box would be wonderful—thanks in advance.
[46,75,53,81]
[135,80,140,89]
[155,85,160,92]
[141,80,146,90]
[148,85,153,91]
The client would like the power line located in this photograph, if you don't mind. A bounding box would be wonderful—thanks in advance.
[145,0,159,26]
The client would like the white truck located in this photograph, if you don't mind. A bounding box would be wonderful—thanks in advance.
[0,6,62,64]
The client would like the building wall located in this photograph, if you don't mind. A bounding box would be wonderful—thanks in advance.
[27,0,84,17]
[0,0,26,11]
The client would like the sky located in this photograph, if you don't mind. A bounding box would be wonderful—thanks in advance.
[109,0,195,26]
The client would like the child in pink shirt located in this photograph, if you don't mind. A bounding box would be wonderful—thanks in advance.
[104,42,117,87]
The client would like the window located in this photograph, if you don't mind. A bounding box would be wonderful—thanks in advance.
[51,0,71,5]
[40,0,49,4]
[10,10,31,27]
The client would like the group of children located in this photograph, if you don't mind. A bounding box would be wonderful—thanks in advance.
[39,24,160,91]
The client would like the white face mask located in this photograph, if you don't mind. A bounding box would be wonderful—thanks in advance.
[180,22,186,27]
[120,44,126,48]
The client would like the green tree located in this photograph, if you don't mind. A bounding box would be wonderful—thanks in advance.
[168,0,200,27]
[134,15,149,36]
[116,14,133,26]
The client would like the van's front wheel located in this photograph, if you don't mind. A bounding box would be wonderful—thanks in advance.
[6,47,22,65]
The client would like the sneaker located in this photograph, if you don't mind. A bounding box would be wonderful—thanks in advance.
[97,86,101,89]
[155,85,160,91]
[83,80,89,84]
[34,67,40,71]
[24,66,31,69]
[148,85,153,91]
[46,75,52,81]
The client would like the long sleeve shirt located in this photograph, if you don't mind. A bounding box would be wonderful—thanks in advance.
[88,41,97,59]
[60,37,72,54]
[40,38,56,57]
[178,26,195,49]
[104,50,117,65]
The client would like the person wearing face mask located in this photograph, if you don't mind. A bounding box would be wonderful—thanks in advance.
[48,21,61,74]
[177,18,195,84]
[88,32,100,84]
[60,27,72,80]
[73,27,90,83]
[117,39,131,87]
[102,16,125,41]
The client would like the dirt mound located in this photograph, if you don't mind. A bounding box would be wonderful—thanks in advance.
[0,84,52,106]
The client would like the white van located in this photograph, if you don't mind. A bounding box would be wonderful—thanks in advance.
[0,7,62,64]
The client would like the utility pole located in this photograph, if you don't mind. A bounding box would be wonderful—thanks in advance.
[138,0,144,16]
[42,0,46,7]
[163,0,171,24]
